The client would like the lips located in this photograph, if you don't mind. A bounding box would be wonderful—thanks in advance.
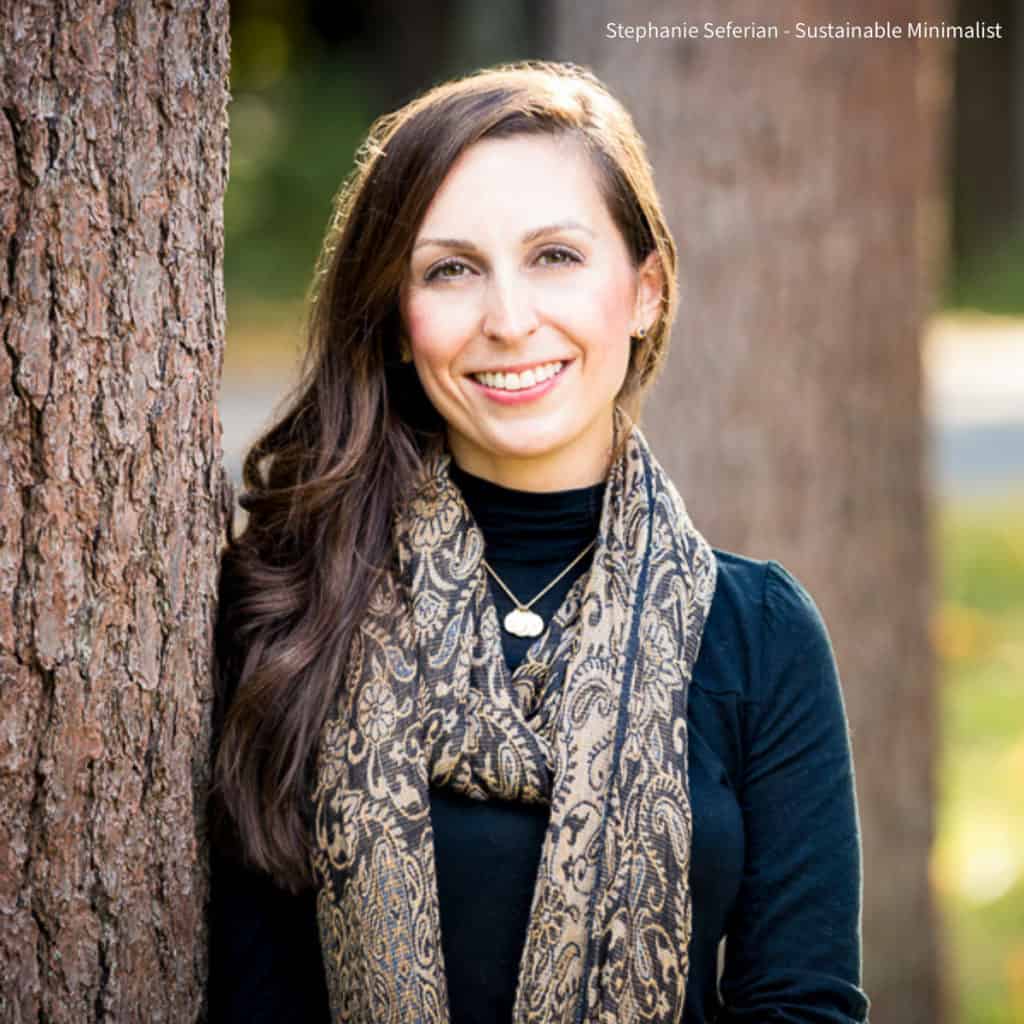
[467,358,572,405]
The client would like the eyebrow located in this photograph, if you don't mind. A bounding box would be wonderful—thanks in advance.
[412,219,595,252]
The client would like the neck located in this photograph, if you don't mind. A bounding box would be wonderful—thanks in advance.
[448,456,606,566]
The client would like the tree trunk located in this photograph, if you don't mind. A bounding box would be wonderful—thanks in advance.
[0,3,230,1021]
[549,3,951,1022]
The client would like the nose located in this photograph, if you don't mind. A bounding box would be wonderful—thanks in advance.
[481,267,539,343]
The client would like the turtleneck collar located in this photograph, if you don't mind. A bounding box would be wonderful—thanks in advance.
[449,459,605,565]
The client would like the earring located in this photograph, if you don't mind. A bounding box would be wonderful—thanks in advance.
[399,341,413,363]
[630,326,648,343]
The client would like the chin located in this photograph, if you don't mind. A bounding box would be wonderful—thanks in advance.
[492,430,575,457]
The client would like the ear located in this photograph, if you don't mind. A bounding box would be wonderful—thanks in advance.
[632,251,665,336]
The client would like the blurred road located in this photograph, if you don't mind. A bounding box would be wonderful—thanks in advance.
[218,314,1024,500]
[925,315,1024,497]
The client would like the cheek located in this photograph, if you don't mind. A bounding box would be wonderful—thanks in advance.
[401,295,435,349]
[557,264,635,341]
[595,272,636,330]
[571,273,634,368]
[403,292,474,367]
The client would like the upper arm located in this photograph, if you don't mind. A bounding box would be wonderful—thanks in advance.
[718,561,870,1023]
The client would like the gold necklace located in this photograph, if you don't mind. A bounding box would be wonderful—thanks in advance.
[481,539,598,638]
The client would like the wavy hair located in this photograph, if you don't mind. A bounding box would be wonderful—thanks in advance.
[210,60,680,891]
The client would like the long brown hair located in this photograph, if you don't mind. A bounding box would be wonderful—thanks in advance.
[210,60,680,891]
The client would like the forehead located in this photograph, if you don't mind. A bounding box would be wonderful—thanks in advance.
[414,134,613,235]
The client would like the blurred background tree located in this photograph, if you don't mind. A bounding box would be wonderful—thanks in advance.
[222,2,1024,1023]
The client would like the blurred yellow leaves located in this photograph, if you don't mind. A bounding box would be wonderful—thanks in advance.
[932,603,1001,662]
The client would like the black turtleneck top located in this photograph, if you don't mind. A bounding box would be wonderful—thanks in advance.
[209,463,869,1024]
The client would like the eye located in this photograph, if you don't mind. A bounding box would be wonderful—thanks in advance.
[536,246,582,267]
[424,258,472,283]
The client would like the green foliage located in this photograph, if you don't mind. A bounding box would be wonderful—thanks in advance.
[948,230,1024,316]
[225,61,370,309]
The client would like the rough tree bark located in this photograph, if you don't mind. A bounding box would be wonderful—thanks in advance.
[0,2,230,1021]
[550,2,952,1022]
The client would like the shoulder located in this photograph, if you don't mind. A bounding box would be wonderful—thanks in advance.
[698,548,838,704]
[708,546,821,618]
[702,548,853,780]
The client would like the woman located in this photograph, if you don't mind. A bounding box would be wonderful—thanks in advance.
[209,61,870,1024]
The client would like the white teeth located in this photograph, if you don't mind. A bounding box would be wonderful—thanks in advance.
[473,361,564,391]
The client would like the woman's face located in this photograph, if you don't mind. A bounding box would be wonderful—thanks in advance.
[400,133,663,491]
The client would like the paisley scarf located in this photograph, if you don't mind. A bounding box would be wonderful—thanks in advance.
[311,411,718,1023]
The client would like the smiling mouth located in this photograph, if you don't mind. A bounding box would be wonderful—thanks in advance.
[469,360,568,392]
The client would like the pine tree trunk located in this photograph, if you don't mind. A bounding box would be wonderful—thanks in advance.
[550,3,952,1021]
[0,3,230,1020]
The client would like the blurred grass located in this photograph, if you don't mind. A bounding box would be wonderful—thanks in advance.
[933,490,1024,1024]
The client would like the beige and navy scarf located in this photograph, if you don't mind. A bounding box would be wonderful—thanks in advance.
[311,412,718,1023]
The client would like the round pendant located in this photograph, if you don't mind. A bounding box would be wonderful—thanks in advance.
[504,608,545,638]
